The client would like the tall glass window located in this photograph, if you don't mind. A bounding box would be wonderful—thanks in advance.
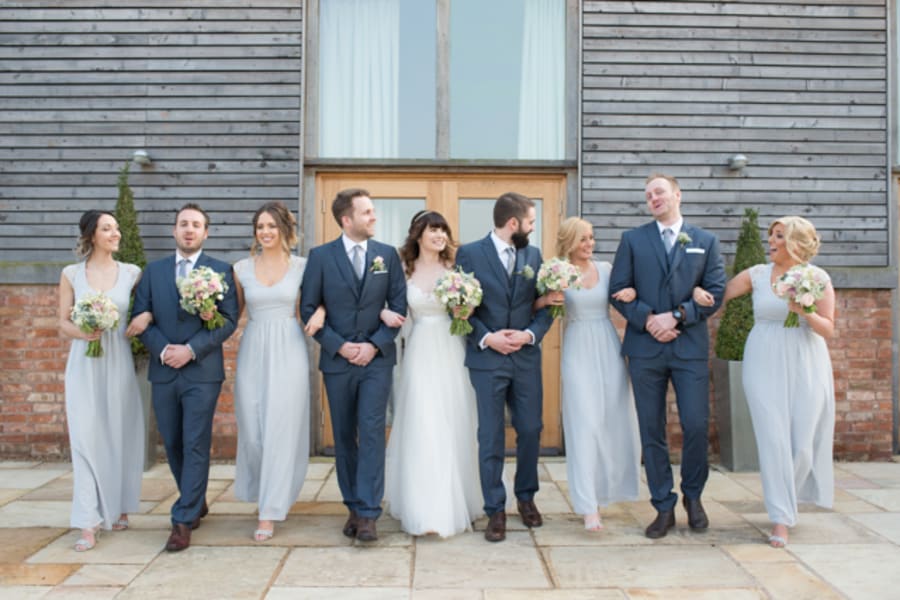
[317,0,565,160]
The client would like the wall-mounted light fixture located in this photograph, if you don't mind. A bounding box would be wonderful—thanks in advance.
[132,150,152,165]
[728,154,748,170]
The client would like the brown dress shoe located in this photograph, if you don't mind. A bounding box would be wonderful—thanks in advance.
[517,500,543,528]
[165,523,192,552]
[190,500,210,530]
[645,509,675,539]
[342,512,359,538]
[484,510,507,542]
[356,517,378,542]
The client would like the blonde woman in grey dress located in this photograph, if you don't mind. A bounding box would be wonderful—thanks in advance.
[553,217,641,531]
[58,210,147,551]
[698,216,835,548]
[233,202,325,542]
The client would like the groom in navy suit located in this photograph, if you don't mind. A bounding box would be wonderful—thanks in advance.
[132,203,238,551]
[609,174,726,539]
[300,188,406,542]
[455,192,554,542]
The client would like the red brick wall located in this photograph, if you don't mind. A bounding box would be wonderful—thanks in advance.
[1,283,895,461]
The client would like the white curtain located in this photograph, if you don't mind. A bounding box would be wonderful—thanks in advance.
[517,0,565,159]
[319,0,400,158]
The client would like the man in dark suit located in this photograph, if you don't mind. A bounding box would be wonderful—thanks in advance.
[300,188,406,542]
[609,173,726,539]
[132,203,238,551]
[455,192,554,542]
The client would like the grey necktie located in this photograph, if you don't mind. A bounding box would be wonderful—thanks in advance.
[505,246,515,277]
[177,258,189,279]
[662,228,675,253]
[352,245,365,279]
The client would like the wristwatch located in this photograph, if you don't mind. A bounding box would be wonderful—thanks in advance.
[672,307,685,323]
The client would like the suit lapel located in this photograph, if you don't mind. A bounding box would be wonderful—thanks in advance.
[359,243,376,299]
[667,223,692,278]
[480,235,512,299]
[510,246,526,297]
[330,238,360,300]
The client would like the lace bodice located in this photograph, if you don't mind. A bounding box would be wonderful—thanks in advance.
[407,280,448,321]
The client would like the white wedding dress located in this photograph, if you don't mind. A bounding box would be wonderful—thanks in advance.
[384,280,482,537]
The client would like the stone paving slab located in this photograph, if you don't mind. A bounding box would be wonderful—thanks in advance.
[0,459,898,599]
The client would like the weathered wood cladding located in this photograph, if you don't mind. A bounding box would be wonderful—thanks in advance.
[0,1,303,276]
[581,1,890,273]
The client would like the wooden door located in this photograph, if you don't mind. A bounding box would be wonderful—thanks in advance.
[314,173,565,452]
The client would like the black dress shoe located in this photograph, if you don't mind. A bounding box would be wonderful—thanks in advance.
[645,510,675,539]
[342,512,359,538]
[517,500,543,528]
[484,510,507,542]
[356,517,378,542]
[683,497,709,530]
[165,523,192,552]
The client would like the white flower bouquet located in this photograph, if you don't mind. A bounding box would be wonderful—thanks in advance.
[434,267,484,336]
[70,293,119,357]
[535,257,583,318]
[772,264,828,328]
[177,266,229,330]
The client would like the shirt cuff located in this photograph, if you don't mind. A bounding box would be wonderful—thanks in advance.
[159,345,168,364]
[478,333,490,350]
[186,344,196,360]
[525,329,536,345]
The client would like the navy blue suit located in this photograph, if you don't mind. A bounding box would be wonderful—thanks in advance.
[132,252,238,525]
[609,221,725,512]
[300,237,406,519]
[455,235,553,515]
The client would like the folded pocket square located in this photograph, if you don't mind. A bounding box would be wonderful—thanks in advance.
[685,248,706,254]
[372,270,389,275]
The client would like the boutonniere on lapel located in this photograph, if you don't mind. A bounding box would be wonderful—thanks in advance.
[370,256,386,273]
[676,232,692,247]
[514,265,535,280]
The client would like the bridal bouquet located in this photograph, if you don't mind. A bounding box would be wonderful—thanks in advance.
[71,293,119,357]
[177,266,229,330]
[434,267,483,336]
[536,257,583,318]
[772,264,828,328]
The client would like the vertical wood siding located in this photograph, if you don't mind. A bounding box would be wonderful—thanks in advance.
[0,1,303,269]
[581,1,889,271]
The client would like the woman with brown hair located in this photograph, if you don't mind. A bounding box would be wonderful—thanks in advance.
[382,210,482,537]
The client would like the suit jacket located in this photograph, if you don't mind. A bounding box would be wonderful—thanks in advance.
[455,234,553,371]
[300,237,407,374]
[131,252,239,383]
[608,221,726,360]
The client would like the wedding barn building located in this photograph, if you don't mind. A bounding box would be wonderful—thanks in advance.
[0,1,896,461]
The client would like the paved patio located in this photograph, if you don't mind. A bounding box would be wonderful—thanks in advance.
[0,458,898,599]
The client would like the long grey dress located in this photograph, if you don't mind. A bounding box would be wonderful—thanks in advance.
[743,263,835,527]
[63,261,144,530]
[233,255,310,521]
[561,261,641,515]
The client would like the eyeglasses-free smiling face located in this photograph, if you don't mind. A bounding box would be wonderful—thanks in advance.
[645,177,682,225]
[255,211,282,251]
[92,214,121,254]
[418,225,447,254]
[174,208,209,255]
[768,223,790,265]
[571,222,594,262]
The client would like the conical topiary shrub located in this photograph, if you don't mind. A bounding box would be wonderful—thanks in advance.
[714,207,766,361]
[113,161,148,357]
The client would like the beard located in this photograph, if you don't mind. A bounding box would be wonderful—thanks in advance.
[511,229,531,249]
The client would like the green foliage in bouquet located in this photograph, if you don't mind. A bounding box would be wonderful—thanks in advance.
[714,208,767,361]
[113,162,148,358]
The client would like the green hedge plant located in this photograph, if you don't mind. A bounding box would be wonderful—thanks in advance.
[714,208,767,361]
[113,162,148,358]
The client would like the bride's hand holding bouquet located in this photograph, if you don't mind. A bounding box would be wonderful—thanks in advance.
[177,265,229,330]
[71,293,120,357]
[434,267,483,336]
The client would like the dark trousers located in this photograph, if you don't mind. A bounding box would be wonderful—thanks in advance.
[628,345,710,512]
[152,378,221,525]
[469,360,543,516]
[323,365,392,520]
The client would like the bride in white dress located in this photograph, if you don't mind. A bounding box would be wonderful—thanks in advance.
[383,210,482,537]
